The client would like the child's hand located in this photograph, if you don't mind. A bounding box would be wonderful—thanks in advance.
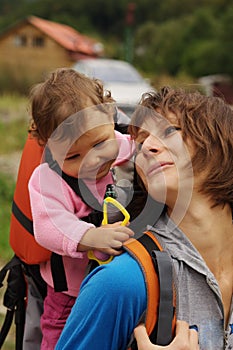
[78,222,134,255]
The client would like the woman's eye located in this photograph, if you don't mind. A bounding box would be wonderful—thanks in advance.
[136,142,143,152]
[164,126,181,137]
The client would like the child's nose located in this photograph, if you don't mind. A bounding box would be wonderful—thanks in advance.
[85,153,101,168]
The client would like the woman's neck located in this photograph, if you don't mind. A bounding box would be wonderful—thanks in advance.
[168,195,233,323]
[168,195,233,272]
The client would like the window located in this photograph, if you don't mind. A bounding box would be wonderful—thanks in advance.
[14,35,27,47]
[32,36,45,47]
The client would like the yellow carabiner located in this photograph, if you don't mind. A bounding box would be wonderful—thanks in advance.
[87,197,130,266]
[102,197,130,226]
[87,250,114,265]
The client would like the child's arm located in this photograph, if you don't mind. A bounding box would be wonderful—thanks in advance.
[78,222,134,255]
[28,164,96,258]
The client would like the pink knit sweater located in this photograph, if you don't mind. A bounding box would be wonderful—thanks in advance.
[28,131,134,296]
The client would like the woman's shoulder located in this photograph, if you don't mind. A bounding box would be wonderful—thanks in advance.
[82,252,146,297]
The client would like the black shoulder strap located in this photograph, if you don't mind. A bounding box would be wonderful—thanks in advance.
[126,232,174,349]
[61,172,103,212]
[150,249,174,345]
[137,233,173,345]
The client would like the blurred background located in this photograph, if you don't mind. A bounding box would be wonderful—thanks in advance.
[0,0,232,95]
[0,1,232,347]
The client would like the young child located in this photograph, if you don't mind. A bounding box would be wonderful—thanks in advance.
[28,68,135,349]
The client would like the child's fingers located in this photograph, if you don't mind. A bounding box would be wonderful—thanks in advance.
[116,226,134,236]
[103,221,123,227]
[107,248,123,256]
[103,223,134,236]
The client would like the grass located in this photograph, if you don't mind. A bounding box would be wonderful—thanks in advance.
[0,118,28,155]
[0,172,15,261]
[0,94,28,155]
[0,94,28,118]
[0,94,28,349]
[0,94,28,262]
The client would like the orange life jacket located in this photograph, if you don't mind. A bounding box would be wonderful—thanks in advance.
[9,135,51,264]
[123,231,176,347]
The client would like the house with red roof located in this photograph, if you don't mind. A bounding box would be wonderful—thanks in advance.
[0,16,103,86]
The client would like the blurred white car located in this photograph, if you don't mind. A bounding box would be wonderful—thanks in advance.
[72,58,154,117]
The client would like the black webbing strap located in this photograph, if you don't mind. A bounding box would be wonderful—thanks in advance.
[50,253,68,292]
[151,250,173,345]
[11,196,68,292]
[0,255,26,350]
[12,200,34,235]
[137,233,160,255]
[61,173,103,212]
[130,232,173,349]
[46,148,103,212]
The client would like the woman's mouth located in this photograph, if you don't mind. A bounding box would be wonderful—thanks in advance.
[147,162,173,177]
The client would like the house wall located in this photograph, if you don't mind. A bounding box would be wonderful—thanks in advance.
[0,23,73,84]
[213,81,233,105]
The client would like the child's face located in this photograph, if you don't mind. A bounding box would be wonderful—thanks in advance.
[59,122,118,180]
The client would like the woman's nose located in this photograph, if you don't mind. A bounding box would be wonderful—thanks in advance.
[141,134,162,154]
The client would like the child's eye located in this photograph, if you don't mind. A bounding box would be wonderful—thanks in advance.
[93,140,105,148]
[65,154,80,161]
[164,126,181,137]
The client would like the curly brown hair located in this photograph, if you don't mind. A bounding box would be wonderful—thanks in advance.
[129,86,233,211]
[29,68,115,145]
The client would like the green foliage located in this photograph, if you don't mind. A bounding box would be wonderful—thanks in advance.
[181,40,221,77]
[216,5,233,76]
[133,4,233,78]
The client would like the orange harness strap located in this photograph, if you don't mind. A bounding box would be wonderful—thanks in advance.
[123,231,176,347]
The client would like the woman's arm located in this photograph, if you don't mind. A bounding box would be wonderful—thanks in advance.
[56,252,147,350]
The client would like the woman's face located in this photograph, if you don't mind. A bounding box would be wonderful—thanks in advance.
[135,112,193,209]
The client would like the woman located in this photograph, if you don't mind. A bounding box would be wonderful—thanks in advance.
[56,87,233,350]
